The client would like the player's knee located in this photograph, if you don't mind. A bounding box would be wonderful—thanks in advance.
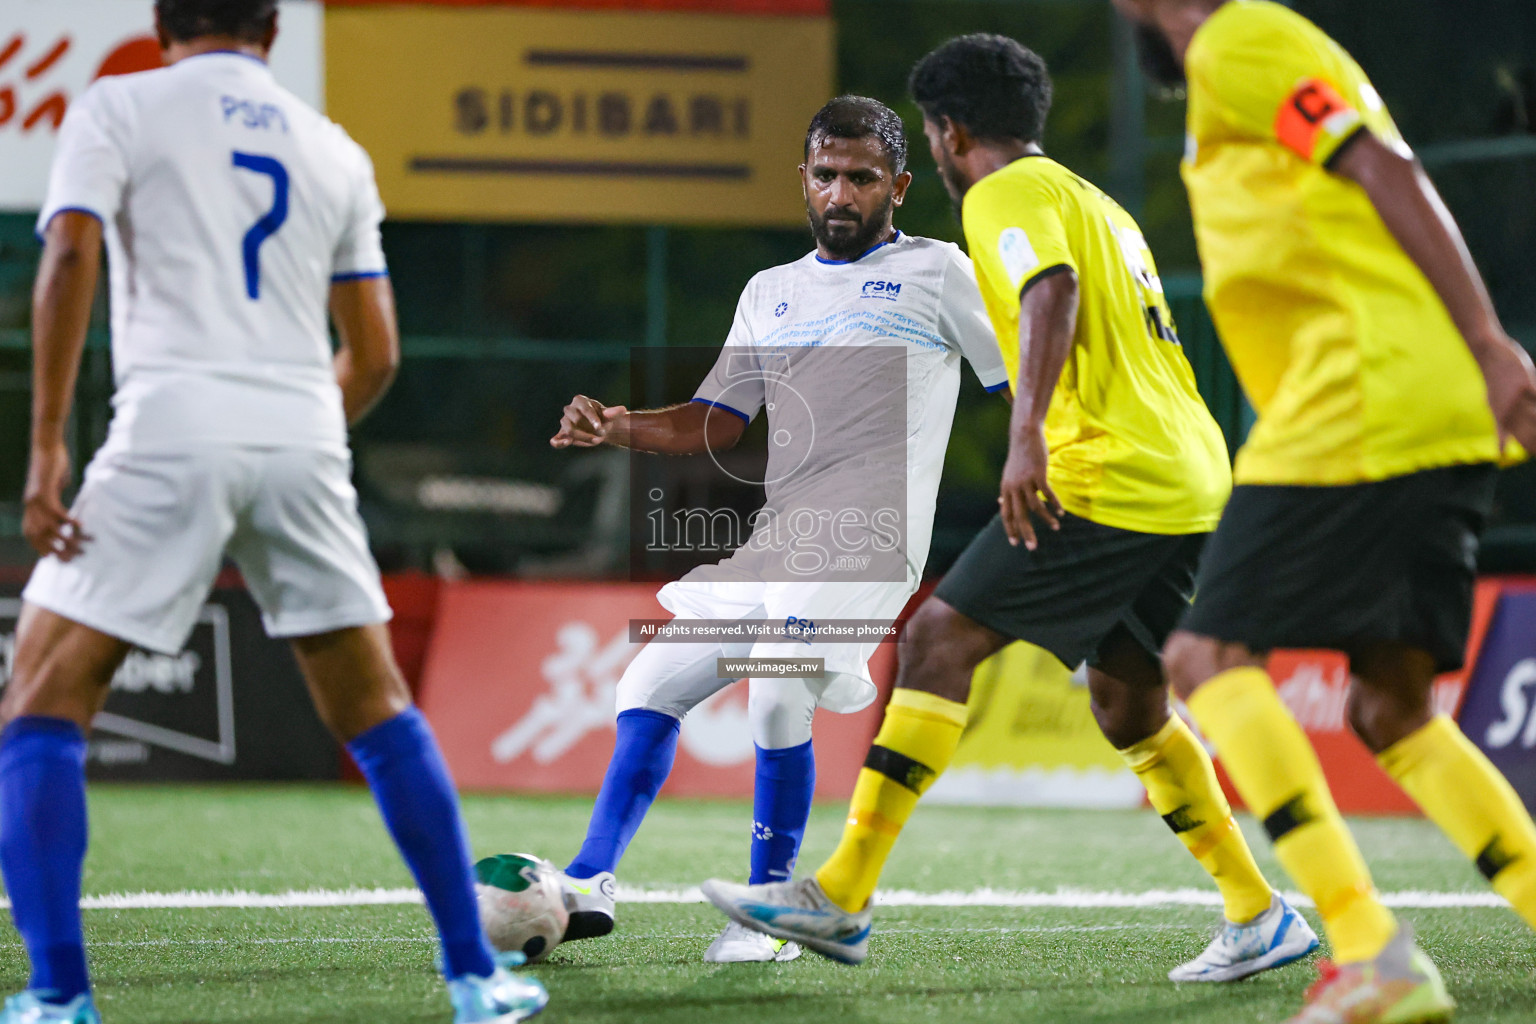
[1,616,122,728]
[1345,679,1430,755]
[1345,685,1391,753]
[1164,631,1219,701]
[1087,693,1127,748]
[613,652,695,721]
[613,674,678,720]
[291,624,412,741]
[1088,679,1168,750]
[748,682,816,750]
[898,600,993,700]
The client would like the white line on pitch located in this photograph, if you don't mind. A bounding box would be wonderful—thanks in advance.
[44,886,1510,911]
[0,925,1197,950]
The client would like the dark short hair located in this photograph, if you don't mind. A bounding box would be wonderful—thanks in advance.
[155,0,278,44]
[804,95,908,175]
[909,34,1053,145]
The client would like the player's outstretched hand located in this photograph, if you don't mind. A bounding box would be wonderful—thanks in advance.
[998,427,1063,552]
[551,395,627,448]
[1476,334,1536,454]
[22,441,90,561]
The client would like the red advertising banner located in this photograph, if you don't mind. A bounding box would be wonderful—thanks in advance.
[0,1,321,212]
[323,0,829,14]
[414,576,1524,812]
[418,580,894,800]
[382,572,445,698]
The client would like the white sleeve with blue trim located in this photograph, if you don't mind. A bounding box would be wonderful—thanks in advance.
[938,248,1009,393]
[36,80,131,238]
[691,279,765,424]
[331,135,388,281]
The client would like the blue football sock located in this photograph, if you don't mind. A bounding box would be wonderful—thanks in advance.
[750,740,816,884]
[0,717,91,1003]
[567,709,680,879]
[347,707,494,980]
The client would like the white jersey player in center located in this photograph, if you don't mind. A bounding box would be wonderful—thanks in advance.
[0,3,543,1022]
[541,96,1008,963]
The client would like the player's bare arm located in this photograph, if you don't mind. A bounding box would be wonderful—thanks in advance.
[1333,132,1536,450]
[550,396,745,454]
[24,211,102,561]
[330,276,401,426]
[998,270,1075,550]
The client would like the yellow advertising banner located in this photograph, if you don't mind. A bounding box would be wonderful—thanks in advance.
[326,6,835,225]
[925,642,1146,808]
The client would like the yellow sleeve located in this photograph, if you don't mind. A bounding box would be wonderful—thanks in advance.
[1188,7,1366,167]
[960,170,1076,315]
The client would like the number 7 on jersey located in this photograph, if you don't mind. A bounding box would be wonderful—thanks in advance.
[232,151,289,300]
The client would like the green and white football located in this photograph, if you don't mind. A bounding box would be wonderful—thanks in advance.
[473,852,569,963]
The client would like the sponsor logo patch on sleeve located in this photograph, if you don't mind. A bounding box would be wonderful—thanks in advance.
[997,226,1039,289]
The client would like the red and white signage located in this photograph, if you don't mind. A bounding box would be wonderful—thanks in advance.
[418,580,895,801]
[0,0,322,211]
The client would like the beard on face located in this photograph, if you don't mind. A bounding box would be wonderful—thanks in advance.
[808,189,895,261]
[1134,20,1186,91]
[934,150,968,220]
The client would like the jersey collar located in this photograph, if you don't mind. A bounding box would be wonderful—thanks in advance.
[814,229,902,266]
[183,49,270,67]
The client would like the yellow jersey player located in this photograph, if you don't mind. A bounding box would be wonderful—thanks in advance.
[1113,1,1536,1021]
[702,34,1321,981]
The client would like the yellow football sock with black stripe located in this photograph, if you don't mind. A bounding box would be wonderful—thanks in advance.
[815,688,967,914]
[1120,714,1275,924]
[1379,714,1536,930]
[1186,667,1397,963]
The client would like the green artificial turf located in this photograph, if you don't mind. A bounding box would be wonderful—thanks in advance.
[0,787,1529,1023]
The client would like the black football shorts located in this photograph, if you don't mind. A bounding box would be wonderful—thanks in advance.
[934,511,1208,668]
[1181,463,1497,672]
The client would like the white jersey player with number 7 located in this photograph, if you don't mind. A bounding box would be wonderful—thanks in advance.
[0,3,544,1023]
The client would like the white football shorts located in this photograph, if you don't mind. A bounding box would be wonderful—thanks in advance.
[656,570,917,714]
[24,445,391,654]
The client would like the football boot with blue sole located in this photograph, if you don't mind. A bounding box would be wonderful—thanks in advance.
[0,992,101,1024]
[1169,893,1321,983]
[448,952,549,1023]
[701,877,871,965]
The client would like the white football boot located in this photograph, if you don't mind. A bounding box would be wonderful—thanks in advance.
[703,921,803,963]
[701,877,871,965]
[1169,893,1320,982]
[555,870,616,943]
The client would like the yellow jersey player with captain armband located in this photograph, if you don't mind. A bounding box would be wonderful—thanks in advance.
[1113,2,1536,1023]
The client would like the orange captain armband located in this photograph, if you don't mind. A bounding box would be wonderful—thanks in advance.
[1274,77,1363,163]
